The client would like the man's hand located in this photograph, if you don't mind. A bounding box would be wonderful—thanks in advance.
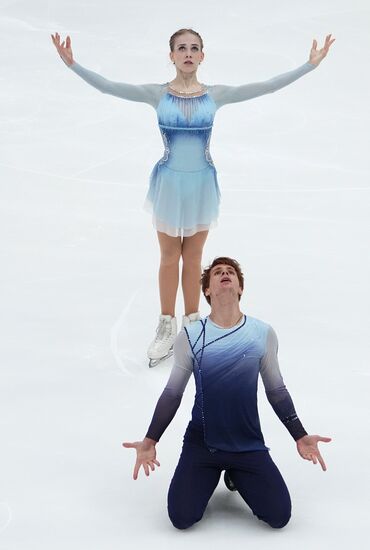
[122,437,160,480]
[296,434,332,471]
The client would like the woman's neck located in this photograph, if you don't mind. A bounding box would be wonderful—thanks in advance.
[169,70,201,91]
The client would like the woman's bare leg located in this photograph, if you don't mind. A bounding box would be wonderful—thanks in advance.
[181,231,209,315]
[157,231,182,316]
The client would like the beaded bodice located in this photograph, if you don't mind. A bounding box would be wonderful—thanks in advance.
[156,90,217,172]
[69,60,317,175]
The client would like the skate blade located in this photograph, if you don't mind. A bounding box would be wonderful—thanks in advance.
[148,348,173,368]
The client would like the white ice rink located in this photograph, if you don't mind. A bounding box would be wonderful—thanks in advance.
[1,1,369,548]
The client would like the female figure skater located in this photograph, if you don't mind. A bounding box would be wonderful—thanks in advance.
[51,29,334,367]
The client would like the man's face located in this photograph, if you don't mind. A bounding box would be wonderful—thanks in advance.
[205,264,243,303]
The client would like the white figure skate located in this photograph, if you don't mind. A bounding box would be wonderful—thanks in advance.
[147,314,177,368]
[181,311,201,329]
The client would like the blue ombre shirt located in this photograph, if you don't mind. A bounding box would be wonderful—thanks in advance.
[146,316,307,452]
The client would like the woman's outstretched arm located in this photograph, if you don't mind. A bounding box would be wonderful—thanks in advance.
[51,32,163,108]
[210,34,335,108]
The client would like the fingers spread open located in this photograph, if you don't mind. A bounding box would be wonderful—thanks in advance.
[133,462,140,480]
[122,442,136,448]
[317,452,327,471]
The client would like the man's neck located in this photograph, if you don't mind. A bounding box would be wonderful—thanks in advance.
[209,302,243,329]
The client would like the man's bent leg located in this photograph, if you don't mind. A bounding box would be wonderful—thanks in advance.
[228,451,291,529]
[168,436,221,530]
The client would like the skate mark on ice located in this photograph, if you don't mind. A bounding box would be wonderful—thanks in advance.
[69,145,142,178]
[110,290,142,376]
[223,212,359,224]
[5,161,367,193]
[0,502,12,533]
[0,162,146,188]
[225,186,370,193]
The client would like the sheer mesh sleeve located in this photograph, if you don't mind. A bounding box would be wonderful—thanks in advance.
[209,62,317,109]
[260,326,307,441]
[145,330,193,442]
[68,62,164,108]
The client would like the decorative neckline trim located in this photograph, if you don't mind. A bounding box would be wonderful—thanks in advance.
[166,83,208,98]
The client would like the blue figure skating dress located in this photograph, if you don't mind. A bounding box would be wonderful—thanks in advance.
[69,61,317,237]
[145,90,219,236]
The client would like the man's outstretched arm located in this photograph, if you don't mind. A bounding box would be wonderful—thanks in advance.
[260,326,331,470]
[122,330,193,479]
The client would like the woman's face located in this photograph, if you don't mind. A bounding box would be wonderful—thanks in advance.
[170,32,204,72]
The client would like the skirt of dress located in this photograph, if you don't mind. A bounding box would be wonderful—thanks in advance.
[144,162,221,238]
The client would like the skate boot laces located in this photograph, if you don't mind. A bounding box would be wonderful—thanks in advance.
[155,318,172,343]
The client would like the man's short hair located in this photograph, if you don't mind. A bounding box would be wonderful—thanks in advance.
[201,257,244,305]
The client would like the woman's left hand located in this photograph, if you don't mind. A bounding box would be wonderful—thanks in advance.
[309,34,335,66]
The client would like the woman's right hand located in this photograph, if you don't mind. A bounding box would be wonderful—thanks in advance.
[122,438,160,480]
[51,32,74,66]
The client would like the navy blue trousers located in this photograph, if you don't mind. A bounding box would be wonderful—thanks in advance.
[168,425,291,530]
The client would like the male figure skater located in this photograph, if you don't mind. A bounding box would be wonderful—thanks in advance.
[123,257,331,529]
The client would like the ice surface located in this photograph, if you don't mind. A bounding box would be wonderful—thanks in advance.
[1,1,369,549]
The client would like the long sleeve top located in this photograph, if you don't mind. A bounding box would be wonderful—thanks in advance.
[145,316,307,453]
[68,60,317,109]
